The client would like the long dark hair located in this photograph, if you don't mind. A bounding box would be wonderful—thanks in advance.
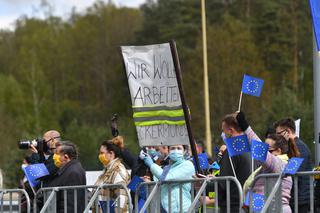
[100,136,124,158]
[267,134,300,158]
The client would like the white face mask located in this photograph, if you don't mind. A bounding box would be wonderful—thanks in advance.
[221,132,227,141]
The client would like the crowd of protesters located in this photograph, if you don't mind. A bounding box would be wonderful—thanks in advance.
[2,112,320,213]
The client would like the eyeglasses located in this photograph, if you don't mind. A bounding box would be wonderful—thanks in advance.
[276,129,287,135]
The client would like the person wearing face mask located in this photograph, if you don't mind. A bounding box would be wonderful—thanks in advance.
[274,118,313,212]
[47,141,86,213]
[28,130,61,187]
[218,113,251,213]
[142,144,195,213]
[93,136,130,212]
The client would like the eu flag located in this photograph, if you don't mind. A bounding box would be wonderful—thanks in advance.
[225,134,250,157]
[251,140,269,162]
[127,176,144,192]
[22,163,49,187]
[99,200,115,213]
[193,152,209,170]
[127,176,146,199]
[310,0,320,51]
[245,192,265,212]
[241,74,264,97]
[283,157,304,175]
[138,199,146,213]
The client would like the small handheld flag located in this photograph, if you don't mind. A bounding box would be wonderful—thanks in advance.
[241,74,264,97]
[138,199,146,213]
[22,163,49,187]
[127,176,146,199]
[225,134,250,157]
[244,192,265,212]
[127,176,144,192]
[310,0,320,51]
[283,157,304,175]
[251,140,269,162]
[193,153,209,170]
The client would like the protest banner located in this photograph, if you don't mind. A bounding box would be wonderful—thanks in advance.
[121,41,201,173]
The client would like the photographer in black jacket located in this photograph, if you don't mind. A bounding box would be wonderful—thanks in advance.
[29,130,61,186]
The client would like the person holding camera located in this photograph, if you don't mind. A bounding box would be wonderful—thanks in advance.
[47,141,86,213]
[28,130,61,186]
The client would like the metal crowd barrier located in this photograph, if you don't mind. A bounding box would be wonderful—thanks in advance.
[188,176,243,213]
[135,176,243,213]
[34,185,98,213]
[84,183,132,213]
[249,171,320,213]
[0,189,31,213]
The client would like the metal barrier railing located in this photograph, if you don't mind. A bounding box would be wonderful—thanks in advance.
[84,183,132,213]
[135,179,205,213]
[135,176,243,213]
[0,189,31,213]
[249,171,320,213]
[134,181,159,213]
[291,171,320,213]
[34,185,98,213]
[188,176,243,213]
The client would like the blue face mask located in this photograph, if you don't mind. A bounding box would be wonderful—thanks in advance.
[169,150,184,162]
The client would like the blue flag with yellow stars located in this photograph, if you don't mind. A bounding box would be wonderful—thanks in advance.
[127,176,144,192]
[225,134,250,157]
[241,74,264,97]
[245,192,265,212]
[310,0,320,51]
[283,157,304,175]
[251,140,269,162]
[193,152,209,170]
[22,163,49,187]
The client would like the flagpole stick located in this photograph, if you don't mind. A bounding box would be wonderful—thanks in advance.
[229,156,238,180]
[31,186,36,196]
[251,157,254,174]
[238,92,243,112]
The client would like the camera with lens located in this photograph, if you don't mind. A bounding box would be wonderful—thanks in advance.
[18,138,48,153]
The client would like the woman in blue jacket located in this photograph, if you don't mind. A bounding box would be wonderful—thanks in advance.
[143,144,195,213]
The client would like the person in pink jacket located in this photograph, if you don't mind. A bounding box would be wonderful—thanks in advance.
[237,112,300,213]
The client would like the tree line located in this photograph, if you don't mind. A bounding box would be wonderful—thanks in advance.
[0,0,314,187]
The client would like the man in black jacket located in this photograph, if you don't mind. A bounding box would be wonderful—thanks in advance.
[47,142,86,213]
[274,118,313,212]
[218,113,251,213]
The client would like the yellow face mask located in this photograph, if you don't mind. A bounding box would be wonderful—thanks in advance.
[53,153,62,168]
[99,153,109,166]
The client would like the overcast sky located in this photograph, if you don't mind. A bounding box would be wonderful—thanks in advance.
[0,0,146,30]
